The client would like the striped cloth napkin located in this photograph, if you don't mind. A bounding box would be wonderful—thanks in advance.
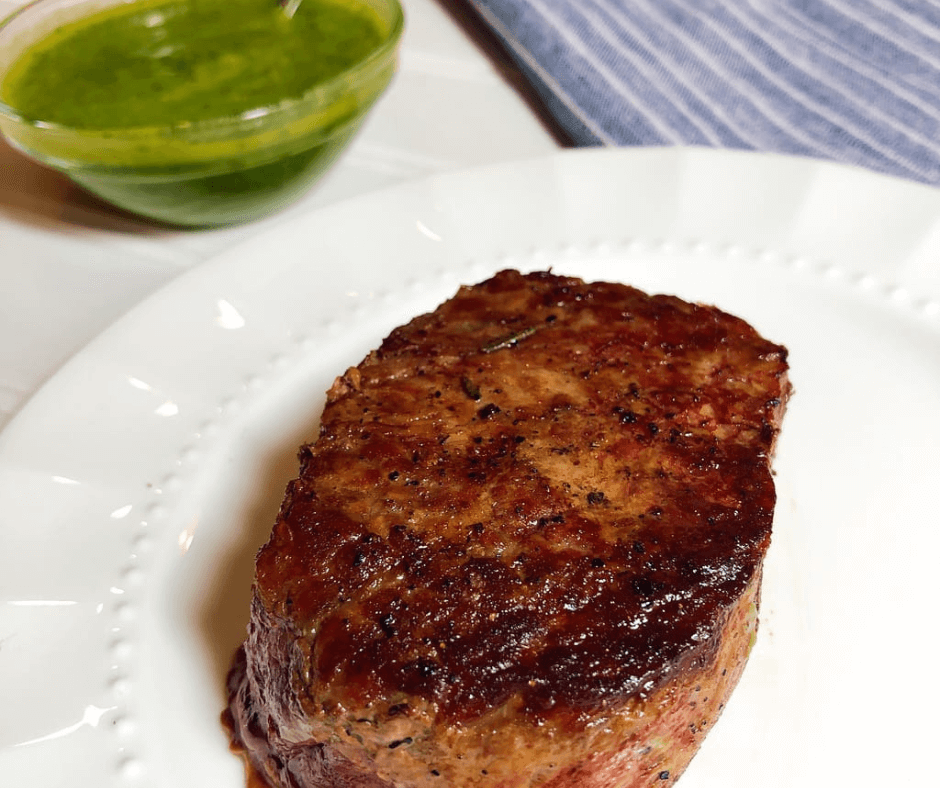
[464,0,940,185]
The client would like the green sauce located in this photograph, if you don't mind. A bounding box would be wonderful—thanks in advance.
[3,0,384,128]
[0,0,402,226]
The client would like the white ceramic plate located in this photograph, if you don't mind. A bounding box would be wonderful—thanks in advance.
[2,147,938,788]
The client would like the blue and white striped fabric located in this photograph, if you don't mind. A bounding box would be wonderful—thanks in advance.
[466,0,940,185]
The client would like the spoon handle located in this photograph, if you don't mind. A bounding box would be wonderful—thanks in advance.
[280,0,302,18]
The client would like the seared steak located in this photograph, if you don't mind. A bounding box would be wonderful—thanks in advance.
[226,270,790,788]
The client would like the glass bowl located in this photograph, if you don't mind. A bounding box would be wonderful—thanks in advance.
[0,0,404,227]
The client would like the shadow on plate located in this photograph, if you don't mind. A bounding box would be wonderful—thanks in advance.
[193,406,326,699]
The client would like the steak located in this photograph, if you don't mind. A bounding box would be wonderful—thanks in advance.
[225,269,791,788]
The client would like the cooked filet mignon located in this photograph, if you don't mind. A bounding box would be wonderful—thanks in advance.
[226,270,791,788]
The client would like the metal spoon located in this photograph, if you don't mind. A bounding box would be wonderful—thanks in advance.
[280,0,302,18]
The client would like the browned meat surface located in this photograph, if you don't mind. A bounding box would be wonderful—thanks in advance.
[226,269,791,788]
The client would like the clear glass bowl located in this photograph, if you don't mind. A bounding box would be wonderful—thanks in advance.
[0,0,404,227]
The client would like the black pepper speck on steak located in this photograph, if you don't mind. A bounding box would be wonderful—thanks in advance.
[225,269,791,788]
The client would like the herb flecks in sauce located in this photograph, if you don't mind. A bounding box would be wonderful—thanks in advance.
[1,0,384,128]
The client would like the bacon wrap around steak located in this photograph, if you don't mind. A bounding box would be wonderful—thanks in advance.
[226,269,791,788]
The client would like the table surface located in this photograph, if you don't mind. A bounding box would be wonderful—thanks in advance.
[0,0,562,433]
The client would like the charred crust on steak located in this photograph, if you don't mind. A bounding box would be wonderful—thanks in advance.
[230,269,790,786]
